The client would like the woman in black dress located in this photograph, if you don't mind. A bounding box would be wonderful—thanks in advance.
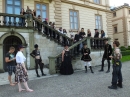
[81,43,94,73]
[60,44,74,75]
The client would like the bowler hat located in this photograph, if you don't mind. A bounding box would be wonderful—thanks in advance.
[94,29,98,30]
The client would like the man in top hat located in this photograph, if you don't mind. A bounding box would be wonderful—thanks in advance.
[30,44,46,77]
[99,39,112,73]
[94,29,99,38]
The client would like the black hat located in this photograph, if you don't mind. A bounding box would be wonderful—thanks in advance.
[18,45,25,49]
[34,44,38,48]
[94,29,98,30]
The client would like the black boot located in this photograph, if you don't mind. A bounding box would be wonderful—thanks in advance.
[117,82,123,88]
[36,69,40,77]
[40,68,46,76]
[89,66,94,73]
[99,59,104,72]
[85,66,87,73]
[106,60,110,73]
[108,85,117,89]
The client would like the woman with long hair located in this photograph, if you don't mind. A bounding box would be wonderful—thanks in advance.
[87,29,91,37]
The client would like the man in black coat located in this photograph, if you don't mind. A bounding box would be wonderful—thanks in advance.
[94,29,99,48]
[74,31,80,54]
[99,39,112,73]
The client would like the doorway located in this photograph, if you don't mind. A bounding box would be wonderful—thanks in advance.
[3,35,22,71]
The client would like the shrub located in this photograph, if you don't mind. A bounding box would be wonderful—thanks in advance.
[120,47,126,51]
[127,47,130,50]
[121,50,130,56]
[120,46,126,48]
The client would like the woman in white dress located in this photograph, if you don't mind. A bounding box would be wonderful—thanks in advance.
[15,45,33,92]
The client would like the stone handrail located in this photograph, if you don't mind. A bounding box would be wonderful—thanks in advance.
[33,17,73,41]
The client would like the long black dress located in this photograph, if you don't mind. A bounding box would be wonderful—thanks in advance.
[60,50,74,75]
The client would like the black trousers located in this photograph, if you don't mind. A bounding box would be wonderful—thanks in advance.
[112,62,122,86]
[101,58,110,70]
[35,59,44,75]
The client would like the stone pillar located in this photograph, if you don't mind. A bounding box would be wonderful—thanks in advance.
[28,29,35,69]
[87,38,91,50]
[0,44,4,73]
[106,12,113,44]
[48,57,56,74]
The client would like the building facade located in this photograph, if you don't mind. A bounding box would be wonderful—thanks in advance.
[112,3,130,46]
[0,0,113,72]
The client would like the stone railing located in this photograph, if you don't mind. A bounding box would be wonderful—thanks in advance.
[0,13,33,27]
[48,37,110,74]
[33,18,73,46]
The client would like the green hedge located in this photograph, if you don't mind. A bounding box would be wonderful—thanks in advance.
[121,50,130,56]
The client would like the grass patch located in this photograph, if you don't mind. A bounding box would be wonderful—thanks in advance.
[121,55,130,62]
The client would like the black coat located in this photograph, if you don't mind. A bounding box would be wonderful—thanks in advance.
[94,32,99,38]
[103,44,112,60]
[81,48,92,61]
[74,34,80,41]
[79,32,86,39]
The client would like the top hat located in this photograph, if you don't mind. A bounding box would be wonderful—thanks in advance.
[94,29,98,30]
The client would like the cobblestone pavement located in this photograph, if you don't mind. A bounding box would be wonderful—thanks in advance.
[0,61,130,97]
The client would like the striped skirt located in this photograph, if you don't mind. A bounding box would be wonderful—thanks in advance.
[15,64,28,83]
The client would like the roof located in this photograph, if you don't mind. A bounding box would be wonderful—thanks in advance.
[111,3,130,11]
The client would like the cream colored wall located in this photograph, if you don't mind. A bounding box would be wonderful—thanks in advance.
[49,1,55,22]
[113,33,124,46]
[113,9,123,19]
[61,2,108,37]
[112,19,123,33]
[68,0,84,4]
[0,0,2,12]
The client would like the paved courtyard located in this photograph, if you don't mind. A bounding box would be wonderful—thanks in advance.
[0,61,130,97]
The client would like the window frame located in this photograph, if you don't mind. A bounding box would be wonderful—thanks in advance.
[95,15,102,31]
[113,25,118,33]
[113,12,116,17]
[5,0,22,14]
[93,0,100,4]
[69,10,79,30]
[35,2,49,21]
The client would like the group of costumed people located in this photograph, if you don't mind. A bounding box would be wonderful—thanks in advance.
[5,39,122,92]
[59,39,123,89]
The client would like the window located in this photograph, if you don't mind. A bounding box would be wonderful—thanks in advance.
[113,12,116,17]
[94,0,100,4]
[95,15,102,31]
[36,4,47,21]
[69,10,79,30]
[6,0,21,24]
[114,26,118,33]
[6,0,21,15]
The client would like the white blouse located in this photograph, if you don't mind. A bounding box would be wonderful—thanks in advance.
[16,51,26,64]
